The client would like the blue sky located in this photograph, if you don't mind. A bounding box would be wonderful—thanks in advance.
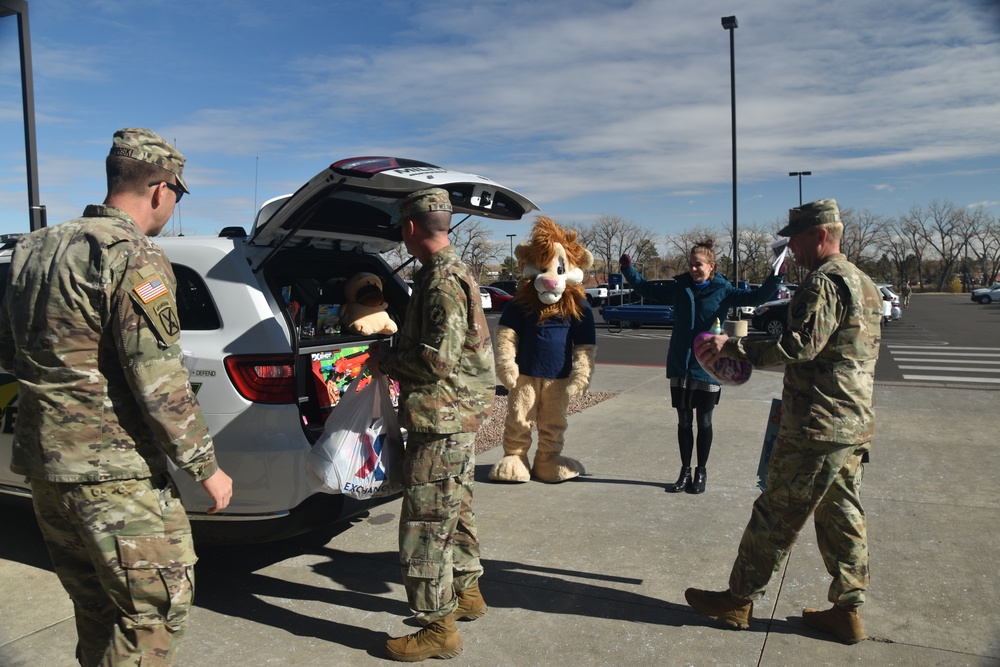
[2,0,999,247]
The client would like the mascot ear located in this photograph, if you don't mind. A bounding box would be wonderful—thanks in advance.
[516,242,542,278]
[579,248,594,271]
[514,242,530,269]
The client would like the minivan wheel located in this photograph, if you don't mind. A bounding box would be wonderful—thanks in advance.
[978,295,992,304]
[765,318,785,337]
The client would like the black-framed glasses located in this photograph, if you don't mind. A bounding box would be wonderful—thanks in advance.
[148,180,184,202]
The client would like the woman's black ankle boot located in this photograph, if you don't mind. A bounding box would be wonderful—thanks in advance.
[687,467,707,494]
[665,466,692,493]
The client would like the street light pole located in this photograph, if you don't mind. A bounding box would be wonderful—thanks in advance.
[788,171,812,205]
[722,15,738,285]
[506,233,516,280]
[1,0,46,231]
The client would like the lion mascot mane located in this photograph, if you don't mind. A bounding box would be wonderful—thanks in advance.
[488,216,598,483]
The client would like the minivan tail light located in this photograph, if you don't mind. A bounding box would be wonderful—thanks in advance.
[224,355,296,404]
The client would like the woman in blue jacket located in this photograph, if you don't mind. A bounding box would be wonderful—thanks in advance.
[619,240,782,493]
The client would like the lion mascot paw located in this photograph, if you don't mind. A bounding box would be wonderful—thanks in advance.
[487,216,597,484]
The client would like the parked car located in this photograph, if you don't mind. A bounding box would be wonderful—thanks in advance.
[479,286,493,310]
[482,285,513,311]
[490,280,519,295]
[584,284,608,306]
[0,156,536,544]
[750,299,790,337]
[748,282,793,302]
[600,302,675,332]
[731,281,790,318]
[971,283,1000,304]
[877,284,902,320]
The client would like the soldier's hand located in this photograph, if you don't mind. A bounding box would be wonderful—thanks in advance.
[201,468,233,514]
[696,333,730,364]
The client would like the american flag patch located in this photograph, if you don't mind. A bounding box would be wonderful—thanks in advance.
[134,276,168,303]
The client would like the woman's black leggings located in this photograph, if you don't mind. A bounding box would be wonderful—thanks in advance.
[676,405,715,467]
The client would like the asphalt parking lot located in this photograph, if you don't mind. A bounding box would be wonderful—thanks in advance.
[2,359,999,666]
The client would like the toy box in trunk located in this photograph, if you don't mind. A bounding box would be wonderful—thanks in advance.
[261,248,407,442]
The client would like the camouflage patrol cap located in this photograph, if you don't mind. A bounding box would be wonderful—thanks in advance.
[109,128,189,194]
[778,198,841,237]
[399,188,453,219]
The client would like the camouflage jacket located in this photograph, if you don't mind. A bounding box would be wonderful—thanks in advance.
[382,245,495,434]
[730,254,882,444]
[0,206,218,483]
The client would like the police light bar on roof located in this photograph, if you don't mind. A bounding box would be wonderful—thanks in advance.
[331,156,443,177]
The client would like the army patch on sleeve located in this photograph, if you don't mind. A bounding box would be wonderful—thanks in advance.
[134,276,168,303]
[429,304,447,327]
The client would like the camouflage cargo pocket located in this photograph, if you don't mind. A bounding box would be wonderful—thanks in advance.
[116,534,196,631]
[403,439,470,486]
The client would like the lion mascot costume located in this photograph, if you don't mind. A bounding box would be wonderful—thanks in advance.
[488,217,597,483]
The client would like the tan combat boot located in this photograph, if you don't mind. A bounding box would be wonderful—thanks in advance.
[802,605,867,644]
[684,588,754,629]
[455,581,488,621]
[385,614,463,662]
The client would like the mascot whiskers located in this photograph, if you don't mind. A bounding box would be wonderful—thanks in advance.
[488,217,597,483]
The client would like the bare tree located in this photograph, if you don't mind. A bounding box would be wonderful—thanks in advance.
[911,201,967,291]
[840,208,886,267]
[450,218,500,283]
[736,225,773,284]
[968,207,1000,285]
[584,216,653,282]
[384,244,417,280]
[878,208,928,287]
[632,236,663,276]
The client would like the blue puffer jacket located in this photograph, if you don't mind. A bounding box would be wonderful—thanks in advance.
[622,267,783,385]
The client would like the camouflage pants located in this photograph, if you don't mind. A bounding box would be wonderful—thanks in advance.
[729,436,869,607]
[399,431,481,625]
[31,475,197,667]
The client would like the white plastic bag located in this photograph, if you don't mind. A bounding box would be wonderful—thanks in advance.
[307,373,404,500]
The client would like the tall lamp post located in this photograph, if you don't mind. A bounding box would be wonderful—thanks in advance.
[506,233,516,280]
[788,171,812,205]
[1,0,46,231]
[722,15,738,285]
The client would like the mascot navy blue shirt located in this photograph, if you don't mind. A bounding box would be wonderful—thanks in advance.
[499,300,596,379]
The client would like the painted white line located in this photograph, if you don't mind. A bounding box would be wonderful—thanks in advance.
[898,365,1000,373]
[901,374,1000,384]
[887,351,1000,357]
[892,358,1000,365]
[887,345,1000,351]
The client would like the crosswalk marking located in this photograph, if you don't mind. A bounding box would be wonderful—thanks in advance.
[896,375,1000,384]
[885,344,1000,385]
[898,365,1000,373]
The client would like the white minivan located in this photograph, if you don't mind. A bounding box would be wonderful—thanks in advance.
[0,156,536,543]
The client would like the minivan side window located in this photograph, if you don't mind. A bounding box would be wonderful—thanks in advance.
[172,264,221,330]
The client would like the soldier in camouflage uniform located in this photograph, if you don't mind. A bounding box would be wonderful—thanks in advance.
[684,199,882,645]
[368,188,495,662]
[0,128,233,666]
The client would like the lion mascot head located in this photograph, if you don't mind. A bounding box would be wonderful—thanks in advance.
[512,216,594,323]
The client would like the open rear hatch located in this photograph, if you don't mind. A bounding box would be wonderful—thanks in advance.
[247,156,537,268]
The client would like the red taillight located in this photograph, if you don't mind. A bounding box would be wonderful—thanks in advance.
[224,355,296,404]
